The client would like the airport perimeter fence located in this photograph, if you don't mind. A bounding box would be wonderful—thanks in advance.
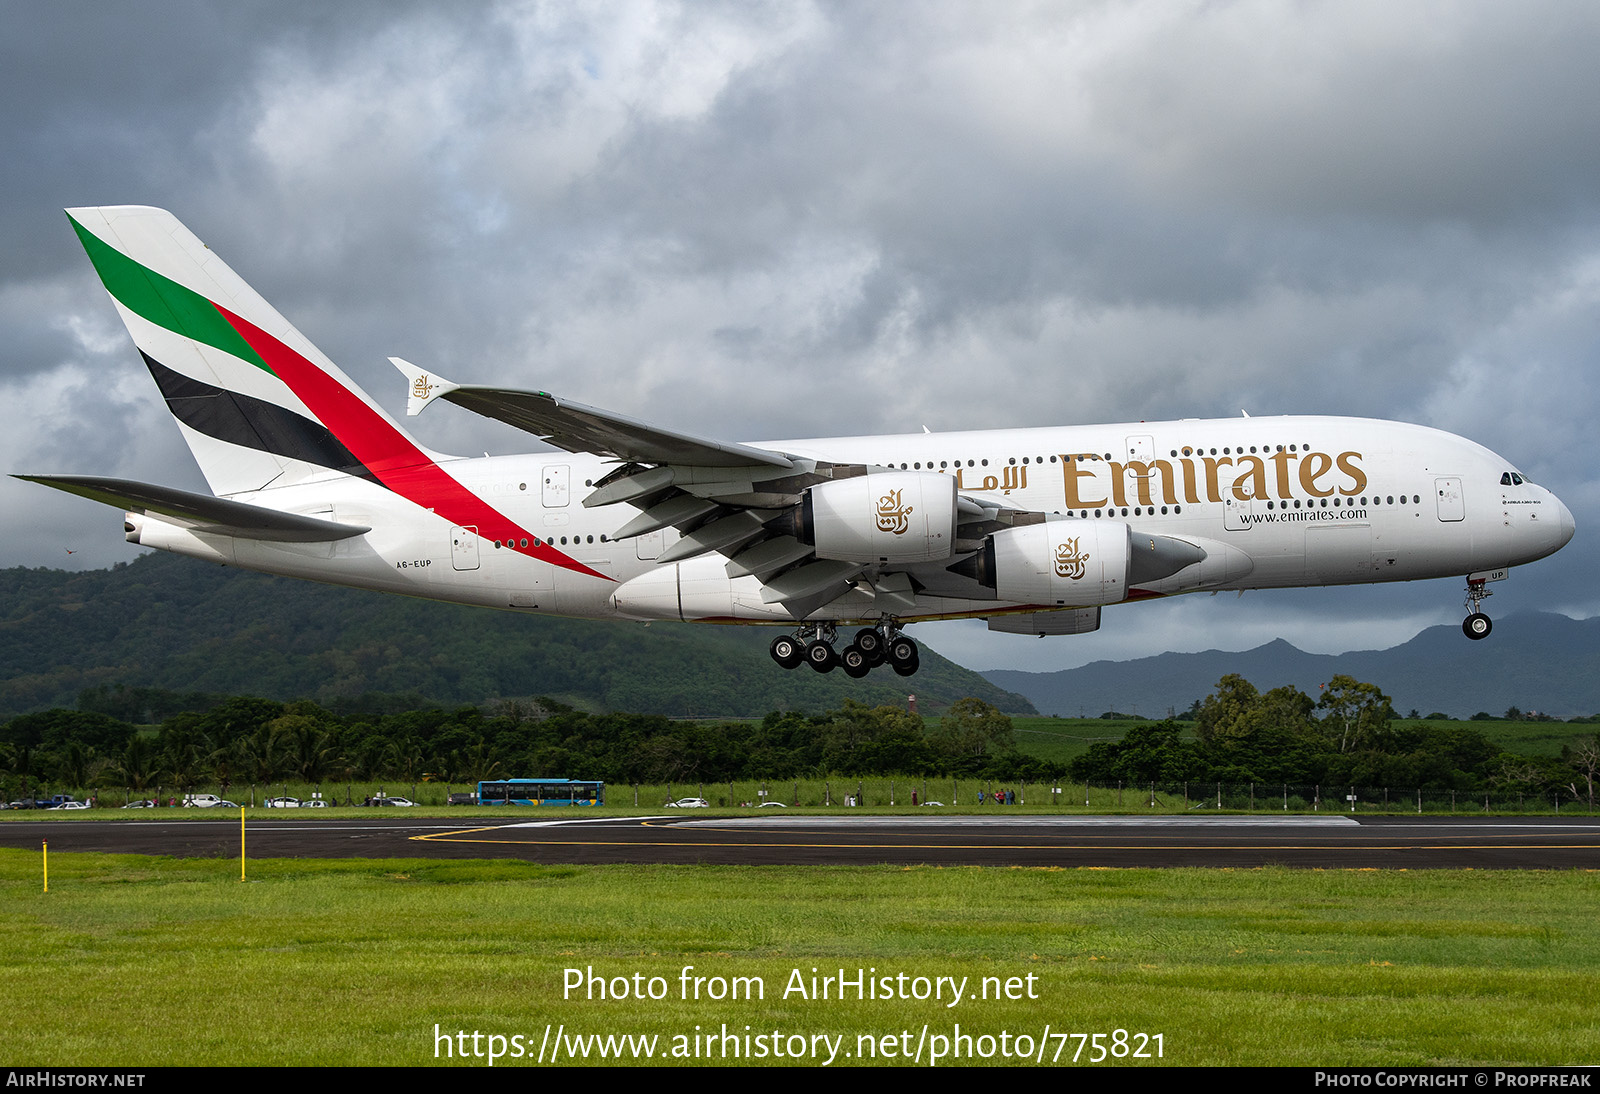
[1080,780,1597,815]
[12,777,1596,814]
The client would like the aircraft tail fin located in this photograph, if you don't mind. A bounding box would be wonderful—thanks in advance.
[66,206,430,497]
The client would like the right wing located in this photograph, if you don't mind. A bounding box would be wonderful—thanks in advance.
[391,360,1034,615]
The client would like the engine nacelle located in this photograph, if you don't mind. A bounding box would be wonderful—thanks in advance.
[792,471,958,564]
[951,520,1128,606]
[991,520,1130,605]
[957,519,1209,606]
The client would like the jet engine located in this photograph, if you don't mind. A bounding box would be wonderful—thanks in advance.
[954,520,1206,606]
[778,471,958,564]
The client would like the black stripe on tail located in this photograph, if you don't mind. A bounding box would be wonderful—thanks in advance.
[142,352,377,483]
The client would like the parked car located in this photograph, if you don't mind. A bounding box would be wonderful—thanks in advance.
[368,795,416,807]
[17,795,77,810]
[182,794,223,808]
[447,792,478,806]
[757,801,787,808]
[264,796,302,808]
[50,800,90,810]
[122,799,156,809]
[665,798,710,808]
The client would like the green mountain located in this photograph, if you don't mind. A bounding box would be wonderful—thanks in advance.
[983,612,1598,720]
[0,553,1034,717]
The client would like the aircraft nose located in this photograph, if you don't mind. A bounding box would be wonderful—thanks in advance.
[1555,492,1576,549]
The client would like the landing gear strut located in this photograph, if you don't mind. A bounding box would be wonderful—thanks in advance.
[1462,578,1492,641]
[768,620,920,676]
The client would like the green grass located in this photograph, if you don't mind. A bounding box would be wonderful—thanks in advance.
[1011,716,1144,768]
[3,849,1597,1066]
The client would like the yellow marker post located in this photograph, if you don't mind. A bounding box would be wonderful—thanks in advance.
[42,840,47,893]
[240,806,246,881]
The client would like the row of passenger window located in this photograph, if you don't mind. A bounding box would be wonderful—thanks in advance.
[1059,494,1423,520]
[889,442,1326,471]
[493,534,608,549]
[1265,494,1421,510]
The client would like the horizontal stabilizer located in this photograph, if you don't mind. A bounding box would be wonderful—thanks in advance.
[16,475,371,542]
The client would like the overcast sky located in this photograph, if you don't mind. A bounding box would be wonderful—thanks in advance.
[5,1,1598,675]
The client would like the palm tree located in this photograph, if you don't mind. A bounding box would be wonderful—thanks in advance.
[161,725,210,798]
[458,737,503,786]
[115,736,162,803]
[236,724,286,801]
[386,736,427,801]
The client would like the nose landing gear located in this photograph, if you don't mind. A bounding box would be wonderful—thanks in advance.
[768,620,921,675]
[1462,578,1493,640]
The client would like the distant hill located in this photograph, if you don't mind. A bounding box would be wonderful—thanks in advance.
[983,612,1600,720]
[0,553,1034,717]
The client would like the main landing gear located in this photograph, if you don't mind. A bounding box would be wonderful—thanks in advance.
[1462,577,1492,641]
[769,621,920,677]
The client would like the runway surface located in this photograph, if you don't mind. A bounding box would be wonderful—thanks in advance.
[2,813,1598,867]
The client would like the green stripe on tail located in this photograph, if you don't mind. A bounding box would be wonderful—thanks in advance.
[67,212,272,376]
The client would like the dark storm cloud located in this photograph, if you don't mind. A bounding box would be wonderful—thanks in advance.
[5,1,1598,669]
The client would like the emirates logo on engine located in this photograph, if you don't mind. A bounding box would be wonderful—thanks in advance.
[1054,537,1088,579]
[876,488,913,535]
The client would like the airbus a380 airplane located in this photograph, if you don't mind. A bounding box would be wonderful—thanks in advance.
[20,207,1576,678]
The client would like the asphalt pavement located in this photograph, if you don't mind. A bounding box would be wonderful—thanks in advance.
[2,813,1597,867]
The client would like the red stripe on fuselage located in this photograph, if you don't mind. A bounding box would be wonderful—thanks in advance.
[214,305,611,582]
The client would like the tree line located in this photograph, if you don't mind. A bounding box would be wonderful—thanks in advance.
[0,693,1034,801]
[1069,674,1600,804]
[7,676,1598,807]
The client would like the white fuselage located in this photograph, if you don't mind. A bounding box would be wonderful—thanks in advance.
[128,415,1574,627]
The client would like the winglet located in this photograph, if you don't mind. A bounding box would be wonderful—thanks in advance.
[390,357,460,417]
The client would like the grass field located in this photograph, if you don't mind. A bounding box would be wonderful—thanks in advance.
[3,849,1596,1066]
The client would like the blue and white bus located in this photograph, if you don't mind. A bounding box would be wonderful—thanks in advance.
[476,779,604,806]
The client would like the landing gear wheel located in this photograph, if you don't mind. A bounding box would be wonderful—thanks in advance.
[853,628,886,665]
[892,654,920,677]
[806,640,838,672]
[887,635,919,674]
[1461,578,1493,641]
[840,644,870,678]
[770,634,804,669]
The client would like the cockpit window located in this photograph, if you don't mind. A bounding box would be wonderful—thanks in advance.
[1501,472,1513,485]
[1501,472,1527,486]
